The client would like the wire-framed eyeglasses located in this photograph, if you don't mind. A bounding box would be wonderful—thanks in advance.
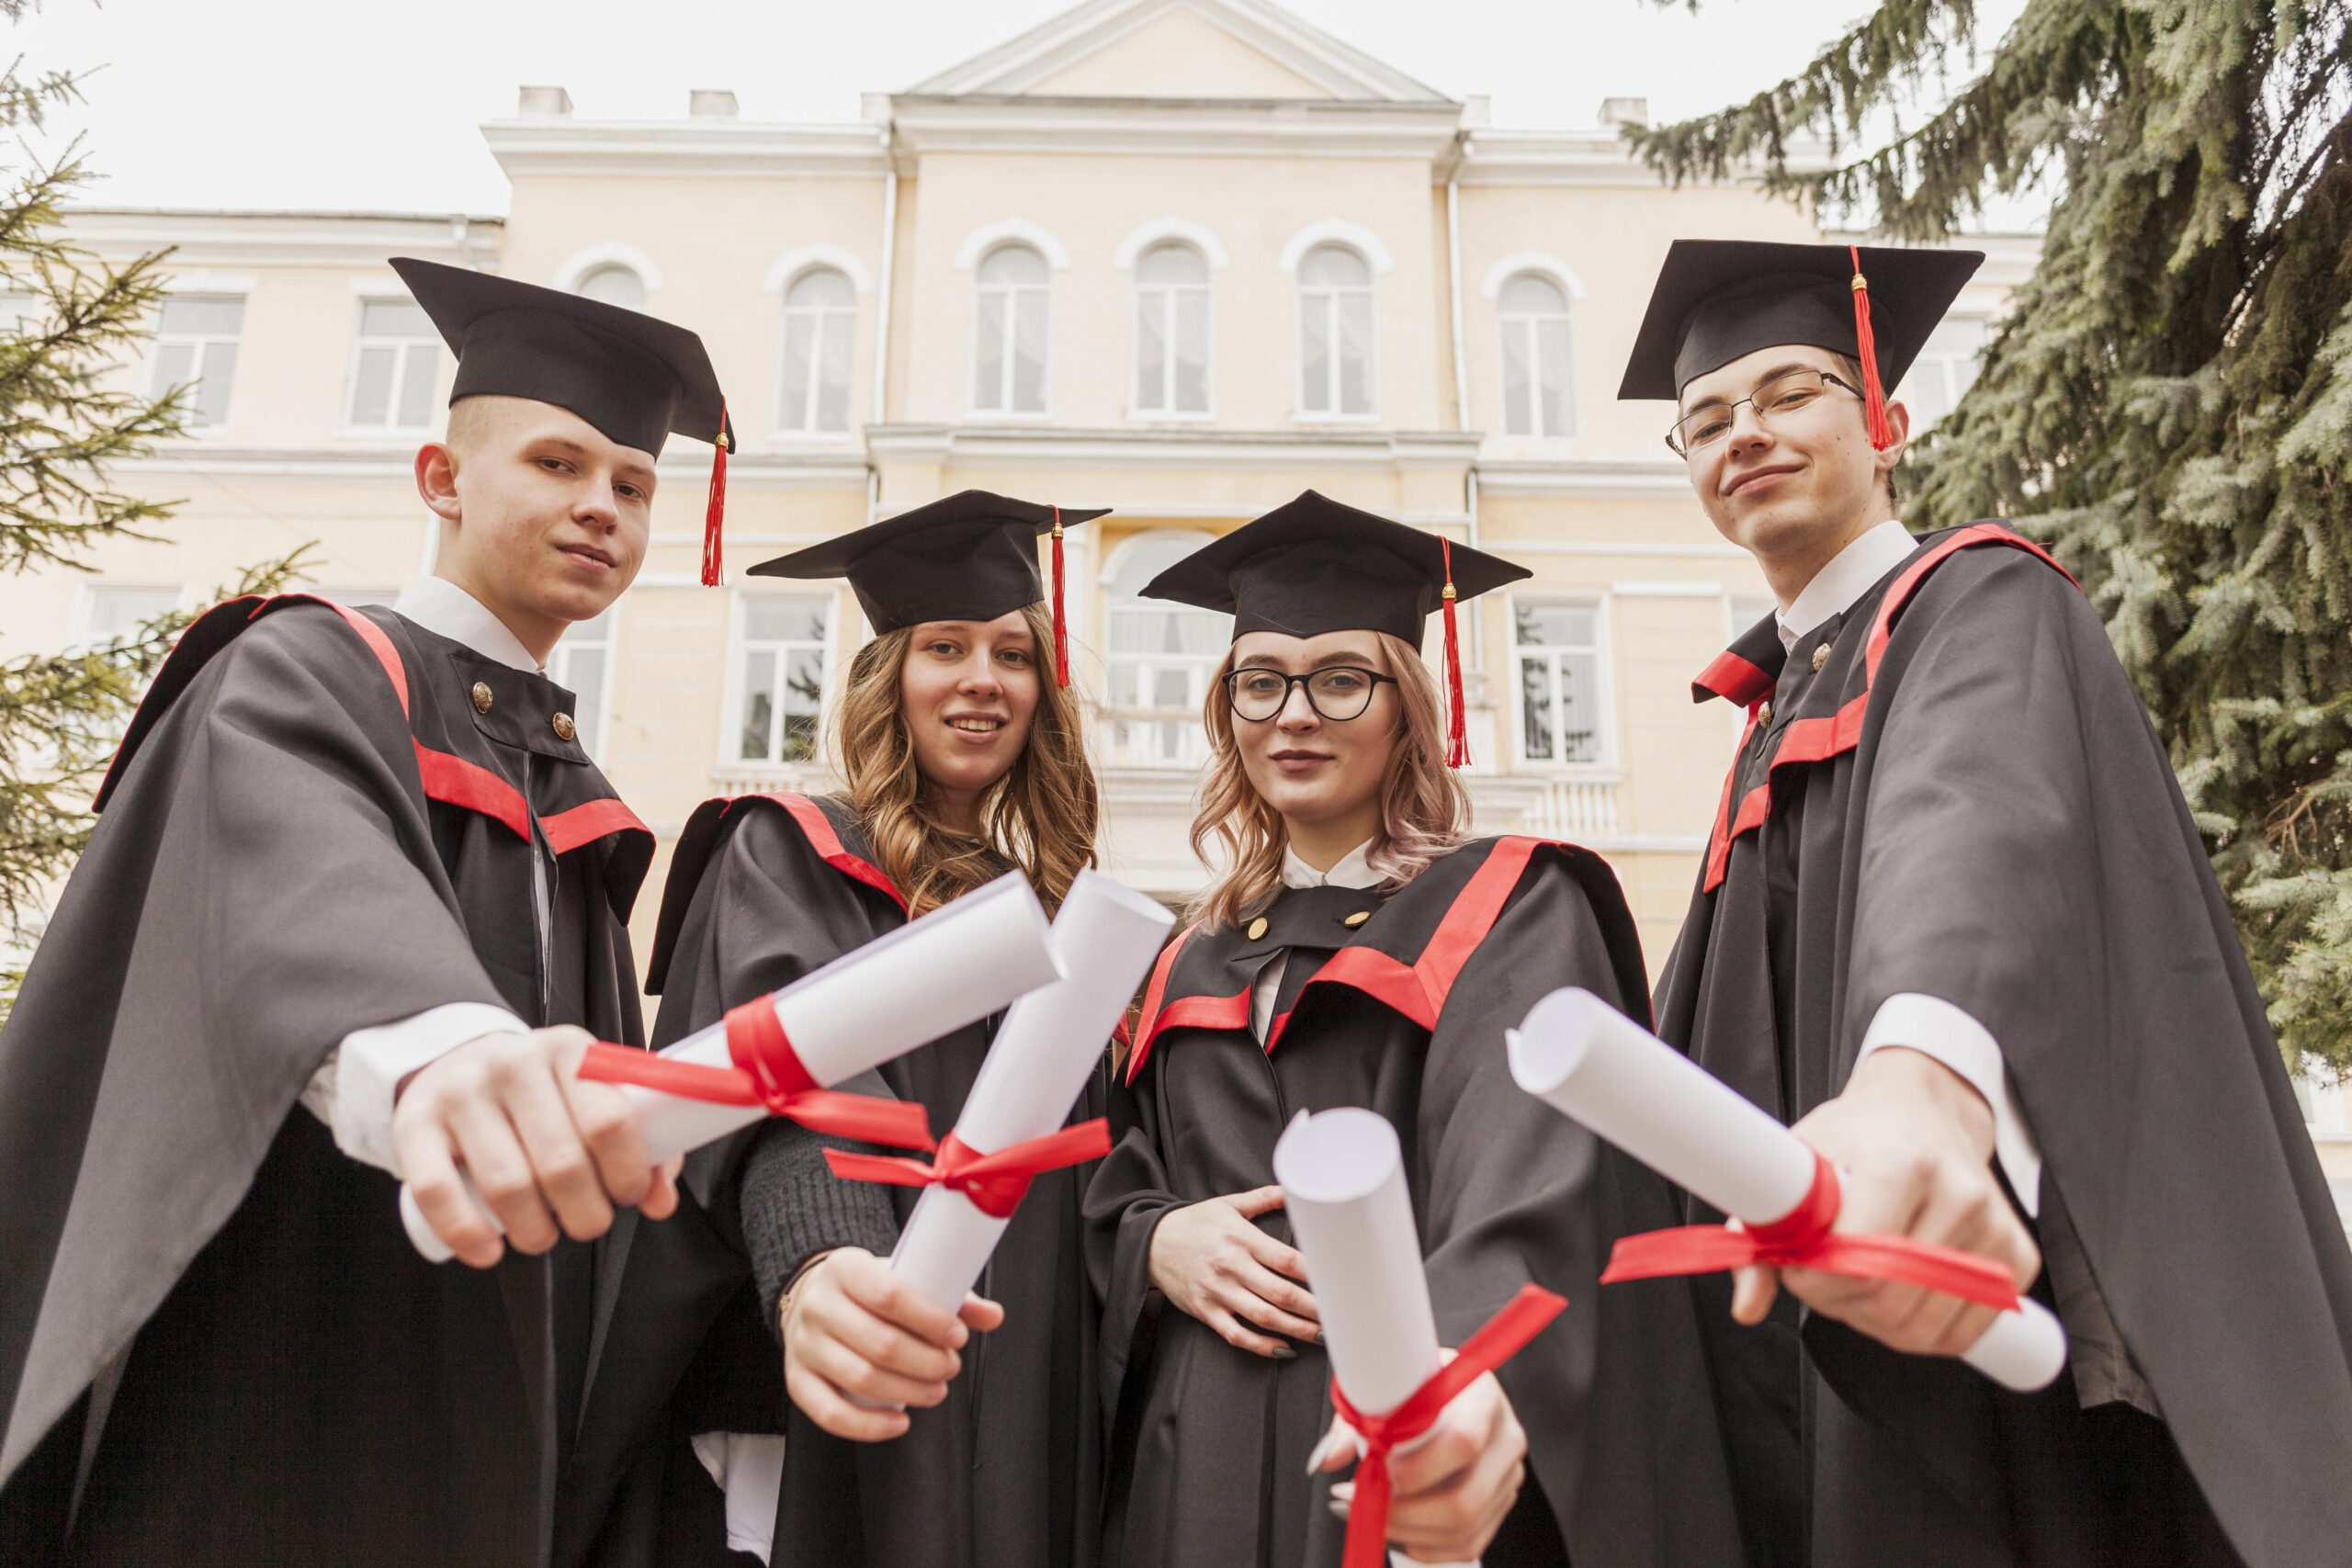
[1223,665,1398,722]
[1667,367,1865,457]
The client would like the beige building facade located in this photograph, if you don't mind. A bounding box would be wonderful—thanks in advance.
[5,0,2036,977]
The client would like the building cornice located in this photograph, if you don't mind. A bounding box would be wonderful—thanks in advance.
[866,422,1478,472]
[62,207,502,270]
[120,446,868,489]
[482,118,891,181]
[1473,456,1692,497]
[888,95,1463,163]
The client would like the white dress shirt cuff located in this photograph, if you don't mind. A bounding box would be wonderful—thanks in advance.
[307,1003,531,1175]
[1856,992,2043,1216]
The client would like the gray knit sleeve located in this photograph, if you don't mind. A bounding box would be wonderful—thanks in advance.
[737,1111,902,1339]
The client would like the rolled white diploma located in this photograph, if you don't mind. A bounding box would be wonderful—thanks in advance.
[1504,987,2066,1393]
[400,870,1061,1262]
[1272,1107,1476,1568]
[888,869,1175,1312]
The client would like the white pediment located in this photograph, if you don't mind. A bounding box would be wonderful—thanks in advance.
[906,0,1452,105]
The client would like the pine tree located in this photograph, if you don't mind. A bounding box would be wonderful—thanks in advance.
[0,10,300,1022]
[1632,0,2352,1074]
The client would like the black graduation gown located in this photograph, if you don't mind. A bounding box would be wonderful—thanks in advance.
[1656,524,2352,1567]
[568,791,1102,1568]
[0,593,652,1566]
[1085,836,1746,1568]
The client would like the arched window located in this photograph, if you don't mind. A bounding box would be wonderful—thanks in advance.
[1498,273,1576,438]
[1297,244,1374,417]
[1135,243,1210,416]
[974,244,1049,414]
[779,267,856,434]
[1103,532,1224,767]
[573,265,647,310]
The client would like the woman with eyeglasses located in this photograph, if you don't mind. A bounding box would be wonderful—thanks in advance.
[1084,491,1743,1568]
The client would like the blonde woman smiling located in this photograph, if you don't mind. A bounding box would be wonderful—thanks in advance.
[579,492,1106,1568]
[1085,491,1743,1568]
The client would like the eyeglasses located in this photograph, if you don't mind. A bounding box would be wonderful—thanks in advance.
[1223,665,1398,722]
[1666,368,1865,457]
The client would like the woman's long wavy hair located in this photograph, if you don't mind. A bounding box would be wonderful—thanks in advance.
[831,601,1100,918]
[1188,632,1468,931]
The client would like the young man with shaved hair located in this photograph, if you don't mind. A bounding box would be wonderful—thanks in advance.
[0,260,732,1565]
[1625,240,2352,1567]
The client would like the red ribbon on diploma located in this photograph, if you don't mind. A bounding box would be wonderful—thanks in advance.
[822,1120,1113,1218]
[1327,1283,1567,1568]
[574,998,936,1150]
[1600,1150,2022,1309]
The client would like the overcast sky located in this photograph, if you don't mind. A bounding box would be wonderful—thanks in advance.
[17,0,2030,216]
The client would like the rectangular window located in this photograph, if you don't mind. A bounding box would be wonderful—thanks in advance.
[344,300,440,431]
[1512,600,1608,765]
[1898,316,1990,431]
[732,595,830,765]
[82,584,183,645]
[151,297,244,430]
[550,605,616,758]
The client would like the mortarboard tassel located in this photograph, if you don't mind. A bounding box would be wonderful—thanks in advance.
[1442,537,1469,769]
[700,405,730,588]
[1847,246,1896,451]
[1050,505,1070,688]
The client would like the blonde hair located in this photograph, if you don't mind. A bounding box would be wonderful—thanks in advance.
[831,600,1100,918]
[1187,632,1468,931]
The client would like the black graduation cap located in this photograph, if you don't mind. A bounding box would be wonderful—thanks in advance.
[1617,240,1984,449]
[390,255,737,584]
[749,489,1110,685]
[1139,489,1530,766]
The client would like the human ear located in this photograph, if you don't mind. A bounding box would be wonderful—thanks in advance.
[414,442,462,524]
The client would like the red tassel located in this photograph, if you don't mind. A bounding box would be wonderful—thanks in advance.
[700,404,729,588]
[1848,246,1895,451]
[1050,505,1069,688]
[1442,537,1468,769]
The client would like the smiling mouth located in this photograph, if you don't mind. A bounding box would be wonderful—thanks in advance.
[560,543,616,569]
[1270,750,1330,762]
[946,716,1005,734]
[1724,466,1800,498]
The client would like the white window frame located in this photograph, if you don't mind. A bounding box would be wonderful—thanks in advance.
[74,581,185,648]
[149,294,245,434]
[548,604,620,762]
[1896,313,1991,433]
[1507,592,1616,770]
[1099,528,1221,770]
[339,295,442,436]
[969,244,1051,420]
[1295,245,1377,422]
[1496,274,1577,439]
[720,589,833,771]
[775,266,859,440]
[1129,243,1214,423]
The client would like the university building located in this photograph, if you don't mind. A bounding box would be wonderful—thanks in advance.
[3,0,2029,979]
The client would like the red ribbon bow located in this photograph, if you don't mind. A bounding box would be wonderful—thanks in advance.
[1600,1150,2023,1310]
[574,998,935,1151]
[823,1120,1113,1219]
[1327,1283,1566,1568]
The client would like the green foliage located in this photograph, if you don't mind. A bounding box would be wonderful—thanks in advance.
[1633,0,2352,1073]
[0,27,302,1026]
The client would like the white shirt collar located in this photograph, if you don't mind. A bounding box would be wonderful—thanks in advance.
[1282,839,1382,891]
[392,576,546,674]
[1777,520,1917,652]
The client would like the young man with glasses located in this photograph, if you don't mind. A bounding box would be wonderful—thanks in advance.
[1623,239,2352,1566]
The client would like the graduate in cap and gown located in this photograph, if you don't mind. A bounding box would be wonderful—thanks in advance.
[0,256,734,1563]
[567,491,1110,1568]
[1083,491,1745,1568]
[1626,239,2352,1566]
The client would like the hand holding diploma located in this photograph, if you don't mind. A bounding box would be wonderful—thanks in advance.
[1273,1107,1565,1568]
[1732,1044,2042,1363]
[1505,988,2066,1393]
[398,871,1061,1264]
[779,1247,1004,1443]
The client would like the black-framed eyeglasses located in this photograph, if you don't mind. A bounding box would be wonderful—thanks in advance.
[1223,665,1397,722]
[1666,367,1865,457]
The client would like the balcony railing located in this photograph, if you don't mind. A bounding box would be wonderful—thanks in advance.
[1515,772,1623,839]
